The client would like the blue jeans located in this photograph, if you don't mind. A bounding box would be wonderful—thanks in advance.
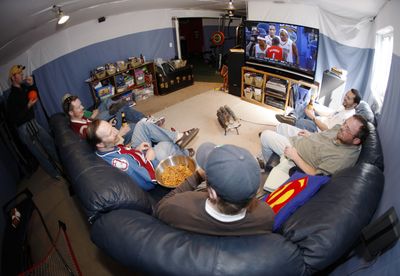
[129,120,188,161]
[96,98,145,124]
[295,118,318,133]
[17,119,61,177]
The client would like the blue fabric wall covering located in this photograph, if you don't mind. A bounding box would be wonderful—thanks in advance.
[332,53,400,275]
[316,34,374,96]
[33,28,176,126]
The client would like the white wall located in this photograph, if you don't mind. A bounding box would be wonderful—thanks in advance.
[247,1,375,49]
[375,0,400,56]
[0,9,222,92]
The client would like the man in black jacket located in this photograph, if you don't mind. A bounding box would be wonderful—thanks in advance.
[7,65,61,179]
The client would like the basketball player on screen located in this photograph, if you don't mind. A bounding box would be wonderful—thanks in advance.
[266,37,283,61]
[279,29,299,65]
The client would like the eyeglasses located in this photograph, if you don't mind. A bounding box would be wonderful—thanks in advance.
[342,121,358,138]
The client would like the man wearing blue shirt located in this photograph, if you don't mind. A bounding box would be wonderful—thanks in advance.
[86,119,198,190]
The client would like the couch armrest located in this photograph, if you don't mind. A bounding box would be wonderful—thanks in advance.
[281,163,384,273]
[91,209,306,275]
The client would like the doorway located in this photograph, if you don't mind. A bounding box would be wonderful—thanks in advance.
[178,17,240,83]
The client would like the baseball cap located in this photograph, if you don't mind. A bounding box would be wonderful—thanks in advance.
[257,36,266,41]
[62,93,72,104]
[196,142,260,204]
[9,65,25,78]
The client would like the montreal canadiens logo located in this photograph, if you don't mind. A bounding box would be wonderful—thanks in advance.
[112,158,129,171]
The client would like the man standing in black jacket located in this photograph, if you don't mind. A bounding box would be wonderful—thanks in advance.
[7,65,61,179]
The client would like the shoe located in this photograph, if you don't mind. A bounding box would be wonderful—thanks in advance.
[256,156,265,170]
[176,128,199,149]
[147,116,166,127]
[109,100,128,115]
[275,114,296,125]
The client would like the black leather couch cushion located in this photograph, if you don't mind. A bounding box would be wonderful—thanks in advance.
[356,122,384,171]
[281,163,384,274]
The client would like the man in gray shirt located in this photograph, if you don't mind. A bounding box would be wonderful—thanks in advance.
[260,114,369,176]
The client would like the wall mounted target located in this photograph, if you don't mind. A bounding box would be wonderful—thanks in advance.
[211,31,225,46]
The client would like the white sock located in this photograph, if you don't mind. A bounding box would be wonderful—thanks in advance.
[176,132,183,142]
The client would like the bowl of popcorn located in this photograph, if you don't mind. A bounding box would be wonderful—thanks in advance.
[155,155,196,188]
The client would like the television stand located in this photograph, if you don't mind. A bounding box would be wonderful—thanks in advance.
[240,66,318,113]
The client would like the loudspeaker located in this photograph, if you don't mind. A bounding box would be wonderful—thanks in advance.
[361,206,400,261]
[228,49,244,97]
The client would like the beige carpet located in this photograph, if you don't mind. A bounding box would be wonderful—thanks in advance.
[153,90,279,156]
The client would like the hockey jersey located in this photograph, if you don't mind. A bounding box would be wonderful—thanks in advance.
[96,145,158,191]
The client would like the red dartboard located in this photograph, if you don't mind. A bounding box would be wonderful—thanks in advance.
[211,31,225,46]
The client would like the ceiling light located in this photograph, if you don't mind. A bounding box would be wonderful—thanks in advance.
[227,0,235,17]
[54,5,70,25]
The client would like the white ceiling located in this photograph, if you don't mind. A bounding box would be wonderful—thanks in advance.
[0,0,389,66]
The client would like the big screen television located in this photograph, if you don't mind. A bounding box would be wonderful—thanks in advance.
[244,20,319,82]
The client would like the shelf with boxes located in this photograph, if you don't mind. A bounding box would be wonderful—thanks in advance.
[241,66,318,112]
[86,58,158,105]
[155,60,194,95]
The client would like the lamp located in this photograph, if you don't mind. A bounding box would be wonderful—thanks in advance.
[227,0,235,17]
[54,5,70,25]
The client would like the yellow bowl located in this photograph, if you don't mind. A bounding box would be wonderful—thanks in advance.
[155,155,196,188]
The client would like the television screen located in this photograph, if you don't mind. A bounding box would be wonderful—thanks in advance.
[244,20,319,81]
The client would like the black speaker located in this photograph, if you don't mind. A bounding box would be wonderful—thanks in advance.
[361,206,400,261]
[228,49,244,97]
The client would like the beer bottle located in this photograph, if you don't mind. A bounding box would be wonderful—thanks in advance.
[121,112,128,127]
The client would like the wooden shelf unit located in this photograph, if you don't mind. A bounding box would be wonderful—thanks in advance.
[86,61,158,105]
[241,66,318,112]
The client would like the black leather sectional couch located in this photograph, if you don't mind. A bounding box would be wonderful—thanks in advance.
[50,113,384,275]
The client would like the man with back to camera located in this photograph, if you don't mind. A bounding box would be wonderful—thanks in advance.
[7,65,62,179]
[86,119,197,191]
[266,36,283,61]
[154,142,275,236]
[265,24,279,46]
[260,115,369,176]
[279,29,299,65]
[276,89,361,136]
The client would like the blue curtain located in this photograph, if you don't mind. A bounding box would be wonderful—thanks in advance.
[332,53,400,275]
[316,34,374,96]
[32,28,176,128]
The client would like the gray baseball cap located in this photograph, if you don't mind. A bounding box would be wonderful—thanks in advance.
[196,142,260,204]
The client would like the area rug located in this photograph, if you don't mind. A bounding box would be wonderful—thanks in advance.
[153,90,279,156]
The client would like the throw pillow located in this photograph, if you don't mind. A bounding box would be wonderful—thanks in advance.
[263,172,330,231]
